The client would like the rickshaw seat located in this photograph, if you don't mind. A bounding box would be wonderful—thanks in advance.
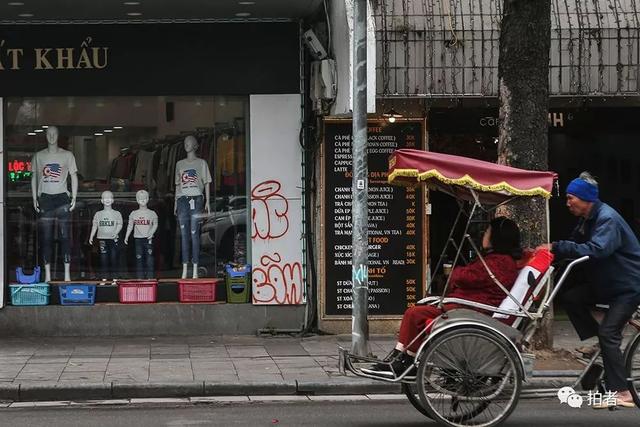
[492,248,554,326]
[432,308,523,343]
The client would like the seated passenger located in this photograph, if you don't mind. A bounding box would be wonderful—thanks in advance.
[365,216,522,376]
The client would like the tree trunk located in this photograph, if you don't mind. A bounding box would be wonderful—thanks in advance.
[497,0,552,349]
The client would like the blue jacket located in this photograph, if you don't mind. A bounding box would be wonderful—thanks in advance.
[552,201,640,304]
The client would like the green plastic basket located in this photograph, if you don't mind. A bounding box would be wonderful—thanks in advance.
[10,283,50,306]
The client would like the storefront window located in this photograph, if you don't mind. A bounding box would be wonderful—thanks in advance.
[3,96,248,282]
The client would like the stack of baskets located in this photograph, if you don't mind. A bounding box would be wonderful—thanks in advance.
[10,267,50,306]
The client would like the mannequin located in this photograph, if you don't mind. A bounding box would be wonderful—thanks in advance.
[174,135,212,278]
[89,191,123,280]
[31,125,78,282]
[125,190,158,279]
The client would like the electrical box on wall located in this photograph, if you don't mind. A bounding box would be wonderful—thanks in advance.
[310,59,336,111]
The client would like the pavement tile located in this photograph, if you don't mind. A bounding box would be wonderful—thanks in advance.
[59,372,106,382]
[28,357,71,364]
[0,357,31,364]
[225,346,269,358]
[63,362,109,372]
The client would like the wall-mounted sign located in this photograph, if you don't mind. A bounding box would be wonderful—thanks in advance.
[322,119,426,318]
[0,23,299,96]
[7,159,31,182]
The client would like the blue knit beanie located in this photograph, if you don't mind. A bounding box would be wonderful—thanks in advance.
[566,178,599,202]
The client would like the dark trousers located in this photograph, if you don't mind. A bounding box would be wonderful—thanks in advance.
[559,284,638,391]
[134,238,154,279]
[38,193,71,265]
[98,239,119,278]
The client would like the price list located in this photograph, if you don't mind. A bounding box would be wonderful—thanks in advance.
[323,120,424,317]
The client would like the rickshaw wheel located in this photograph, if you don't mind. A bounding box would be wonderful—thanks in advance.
[402,383,431,418]
[416,327,522,427]
[624,331,640,408]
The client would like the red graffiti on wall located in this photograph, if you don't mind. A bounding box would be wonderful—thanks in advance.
[252,252,303,305]
[251,180,290,240]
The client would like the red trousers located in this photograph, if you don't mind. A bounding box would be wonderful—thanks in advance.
[398,304,458,352]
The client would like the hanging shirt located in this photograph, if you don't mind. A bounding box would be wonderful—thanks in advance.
[32,148,78,196]
[175,157,212,198]
[93,209,123,240]
[128,208,158,239]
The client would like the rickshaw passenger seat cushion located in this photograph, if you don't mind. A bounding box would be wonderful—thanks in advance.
[493,249,554,324]
[432,308,523,343]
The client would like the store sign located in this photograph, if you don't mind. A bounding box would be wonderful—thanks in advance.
[0,24,299,96]
[0,37,108,71]
[323,120,426,317]
[7,159,32,182]
[478,112,566,128]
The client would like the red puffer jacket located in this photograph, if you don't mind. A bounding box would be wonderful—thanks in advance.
[446,253,519,307]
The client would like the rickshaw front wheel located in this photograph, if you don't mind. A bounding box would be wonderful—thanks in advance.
[416,327,522,427]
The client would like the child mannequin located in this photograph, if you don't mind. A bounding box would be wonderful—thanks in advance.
[125,190,158,279]
[89,191,123,280]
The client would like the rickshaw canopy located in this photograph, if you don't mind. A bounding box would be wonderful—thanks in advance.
[388,149,558,204]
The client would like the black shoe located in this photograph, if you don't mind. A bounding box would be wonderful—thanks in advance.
[362,354,416,378]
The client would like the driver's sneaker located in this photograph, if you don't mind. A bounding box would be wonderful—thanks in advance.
[592,398,636,409]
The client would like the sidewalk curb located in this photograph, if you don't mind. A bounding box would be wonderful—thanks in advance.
[0,375,578,402]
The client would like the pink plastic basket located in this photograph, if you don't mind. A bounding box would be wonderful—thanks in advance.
[178,279,221,303]
[118,280,157,304]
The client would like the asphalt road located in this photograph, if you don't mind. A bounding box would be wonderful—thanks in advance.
[1,399,638,426]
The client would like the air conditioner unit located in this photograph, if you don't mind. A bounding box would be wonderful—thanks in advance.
[310,59,336,110]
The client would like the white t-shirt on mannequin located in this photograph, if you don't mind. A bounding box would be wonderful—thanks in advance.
[32,149,78,196]
[175,158,212,198]
[128,209,158,239]
[93,209,124,240]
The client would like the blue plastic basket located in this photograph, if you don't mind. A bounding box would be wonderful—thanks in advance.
[10,283,50,306]
[58,284,96,306]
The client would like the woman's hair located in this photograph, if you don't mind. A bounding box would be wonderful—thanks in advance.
[488,216,522,259]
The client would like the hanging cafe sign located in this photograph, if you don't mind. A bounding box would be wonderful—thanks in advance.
[0,36,108,71]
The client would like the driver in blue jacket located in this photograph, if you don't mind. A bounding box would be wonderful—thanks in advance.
[539,172,640,409]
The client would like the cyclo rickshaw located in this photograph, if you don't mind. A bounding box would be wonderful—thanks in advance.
[339,149,640,426]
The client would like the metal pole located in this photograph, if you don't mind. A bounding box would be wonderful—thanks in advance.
[351,0,370,356]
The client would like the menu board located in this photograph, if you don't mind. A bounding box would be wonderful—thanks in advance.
[323,120,425,317]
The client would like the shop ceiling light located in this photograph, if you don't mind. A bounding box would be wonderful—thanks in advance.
[382,108,403,123]
[27,132,36,136]
[42,125,49,128]
[8,2,25,6]
[238,1,256,5]
[34,129,44,133]
[18,13,33,17]
[104,129,113,133]
[127,12,142,16]
[113,126,123,129]
[94,133,103,136]
[123,1,141,5]
[235,12,251,17]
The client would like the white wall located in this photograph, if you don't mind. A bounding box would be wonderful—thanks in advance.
[330,0,377,115]
[0,98,4,308]
[249,95,305,305]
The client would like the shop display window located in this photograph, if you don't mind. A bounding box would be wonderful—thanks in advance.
[3,96,248,282]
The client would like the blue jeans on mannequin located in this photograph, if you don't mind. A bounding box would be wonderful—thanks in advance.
[98,239,119,278]
[38,193,71,265]
[134,238,154,279]
[176,195,204,264]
